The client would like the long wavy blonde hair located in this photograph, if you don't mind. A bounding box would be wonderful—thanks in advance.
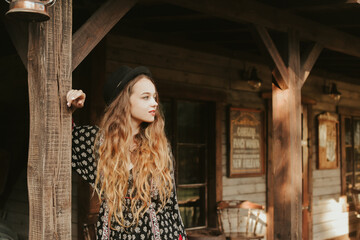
[95,75,173,227]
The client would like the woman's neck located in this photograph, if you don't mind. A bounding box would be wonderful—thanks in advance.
[130,119,140,137]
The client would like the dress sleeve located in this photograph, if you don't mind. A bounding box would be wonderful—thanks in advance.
[72,125,99,185]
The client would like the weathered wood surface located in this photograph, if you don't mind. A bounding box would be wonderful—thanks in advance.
[27,0,72,238]
[306,105,314,240]
[271,30,302,240]
[106,35,272,95]
[254,25,289,89]
[266,99,274,240]
[164,0,360,58]
[301,105,310,240]
[72,0,137,71]
[216,102,223,203]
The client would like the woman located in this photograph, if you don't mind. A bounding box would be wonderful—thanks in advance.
[67,66,186,240]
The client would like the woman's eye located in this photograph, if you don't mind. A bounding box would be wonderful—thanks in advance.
[143,96,149,100]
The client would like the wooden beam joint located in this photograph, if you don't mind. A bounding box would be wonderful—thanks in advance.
[72,0,138,71]
[254,24,289,89]
[300,43,323,86]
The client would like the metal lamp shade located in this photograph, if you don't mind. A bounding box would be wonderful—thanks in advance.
[6,0,50,22]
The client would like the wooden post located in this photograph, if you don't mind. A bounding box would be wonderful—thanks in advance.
[272,30,302,240]
[27,0,72,238]
[255,23,321,238]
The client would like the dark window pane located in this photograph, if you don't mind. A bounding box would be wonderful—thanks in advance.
[347,174,354,203]
[177,145,206,184]
[177,187,206,228]
[346,147,353,172]
[345,118,352,146]
[160,98,212,229]
[347,175,353,190]
[356,153,360,172]
[177,101,207,144]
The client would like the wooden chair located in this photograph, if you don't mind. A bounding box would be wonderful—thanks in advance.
[217,200,265,240]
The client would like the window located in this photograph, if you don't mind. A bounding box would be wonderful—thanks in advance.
[341,115,360,205]
[161,99,215,229]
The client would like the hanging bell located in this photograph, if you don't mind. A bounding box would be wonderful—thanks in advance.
[5,0,56,22]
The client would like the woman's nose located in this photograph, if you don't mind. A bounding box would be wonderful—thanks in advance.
[151,98,158,107]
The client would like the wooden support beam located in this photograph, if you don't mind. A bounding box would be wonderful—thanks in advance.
[27,0,72,238]
[72,0,137,71]
[271,29,302,240]
[164,0,360,58]
[2,17,28,69]
[254,25,289,89]
[287,29,302,240]
[300,43,323,86]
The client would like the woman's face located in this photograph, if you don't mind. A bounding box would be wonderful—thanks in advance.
[129,77,158,125]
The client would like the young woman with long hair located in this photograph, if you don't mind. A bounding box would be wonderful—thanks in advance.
[67,66,186,240]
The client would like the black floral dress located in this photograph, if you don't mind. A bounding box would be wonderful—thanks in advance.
[72,125,187,240]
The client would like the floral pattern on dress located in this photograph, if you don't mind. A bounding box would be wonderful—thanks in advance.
[72,125,186,240]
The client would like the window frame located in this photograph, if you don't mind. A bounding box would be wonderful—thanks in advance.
[157,82,225,229]
[339,107,360,210]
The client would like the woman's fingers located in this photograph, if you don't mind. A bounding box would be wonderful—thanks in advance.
[66,90,86,108]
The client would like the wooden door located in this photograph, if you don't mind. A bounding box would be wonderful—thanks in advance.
[301,105,311,239]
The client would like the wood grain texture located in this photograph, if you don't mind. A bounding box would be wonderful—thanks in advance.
[164,0,360,58]
[307,105,314,240]
[272,83,292,240]
[254,25,289,89]
[271,30,302,240]
[288,29,302,240]
[27,0,72,239]
[266,99,274,240]
[72,0,137,71]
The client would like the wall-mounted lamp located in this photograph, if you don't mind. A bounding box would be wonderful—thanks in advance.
[5,0,56,22]
[238,67,262,89]
[324,82,341,101]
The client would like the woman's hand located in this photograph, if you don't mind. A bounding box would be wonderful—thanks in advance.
[67,89,86,111]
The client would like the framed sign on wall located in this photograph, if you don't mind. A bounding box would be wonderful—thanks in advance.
[317,112,339,169]
[228,107,264,177]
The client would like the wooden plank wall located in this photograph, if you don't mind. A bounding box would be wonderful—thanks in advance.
[303,75,360,239]
[106,35,269,236]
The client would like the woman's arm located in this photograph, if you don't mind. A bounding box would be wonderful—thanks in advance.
[67,89,98,185]
[72,125,99,185]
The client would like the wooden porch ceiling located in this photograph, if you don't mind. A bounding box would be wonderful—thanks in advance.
[79,0,360,83]
[2,0,360,83]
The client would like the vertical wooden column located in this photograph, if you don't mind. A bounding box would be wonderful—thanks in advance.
[272,30,302,240]
[27,0,72,239]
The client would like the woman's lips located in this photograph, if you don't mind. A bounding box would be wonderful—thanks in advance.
[149,110,156,116]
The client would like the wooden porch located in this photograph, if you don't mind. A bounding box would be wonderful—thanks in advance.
[1,0,360,239]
